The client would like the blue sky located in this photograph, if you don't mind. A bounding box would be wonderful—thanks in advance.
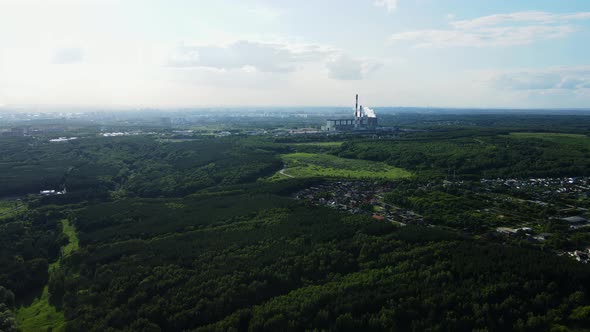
[0,0,589,108]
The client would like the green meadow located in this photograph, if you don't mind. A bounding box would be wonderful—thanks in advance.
[270,152,413,180]
[0,200,16,215]
[61,219,79,257]
[16,285,66,332]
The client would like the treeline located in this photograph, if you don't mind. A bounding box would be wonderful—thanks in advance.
[336,133,590,179]
[0,136,283,199]
[203,240,590,332]
[378,113,590,133]
[0,285,16,332]
[0,137,79,197]
[0,206,64,299]
[69,137,282,198]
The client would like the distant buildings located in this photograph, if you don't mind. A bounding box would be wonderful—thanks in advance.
[0,127,30,137]
[496,227,533,236]
[0,126,68,138]
[40,188,67,196]
[322,94,378,132]
[294,181,423,225]
[49,137,78,142]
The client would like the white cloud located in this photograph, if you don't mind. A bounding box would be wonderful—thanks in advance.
[451,11,590,29]
[391,25,575,48]
[168,40,382,81]
[246,5,282,21]
[53,47,85,64]
[326,55,363,80]
[375,0,398,13]
[390,11,590,48]
[326,55,383,80]
[168,40,330,73]
[487,67,590,91]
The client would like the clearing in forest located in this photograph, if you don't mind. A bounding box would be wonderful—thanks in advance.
[270,152,413,180]
[16,219,79,332]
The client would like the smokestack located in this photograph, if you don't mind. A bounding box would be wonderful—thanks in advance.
[355,94,358,117]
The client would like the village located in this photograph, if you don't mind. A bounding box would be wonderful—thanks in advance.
[293,180,425,226]
[480,176,590,199]
[479,177,590,264]
[294,178,590,264]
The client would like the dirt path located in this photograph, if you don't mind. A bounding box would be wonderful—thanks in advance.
[279,168,295,178]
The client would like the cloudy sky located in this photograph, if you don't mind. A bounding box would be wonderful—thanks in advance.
[1,0,589,108]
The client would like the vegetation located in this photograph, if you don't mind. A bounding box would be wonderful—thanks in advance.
[383,180,547,230]
[0,201,17,215]
[52,193,590,331]
[16,285,65,332]
[16,220,79,332]
[60,219,79,257]
[507,132,590,147]
[0,137,283,199]
[0,286,16,332]
[271,152,413,180]
[2,115,590,331]
[292,141,344,147]
[203,240,590,332]
[0,206,62,299]
[336,131,590,179]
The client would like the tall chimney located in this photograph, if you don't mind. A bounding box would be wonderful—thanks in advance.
[355,94,358,116]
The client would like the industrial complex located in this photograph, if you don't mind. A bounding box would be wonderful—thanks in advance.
[322,94,378,131]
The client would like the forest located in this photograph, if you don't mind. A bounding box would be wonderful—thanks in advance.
[2,114,590,331]
[335,131,590,179]
[0,136,284,198]
[56,197,590,331]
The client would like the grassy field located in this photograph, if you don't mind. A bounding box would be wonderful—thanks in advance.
[16,219,79,332]
[16,285,66,332]
[61,219,79,256]
[0,200,24,219]
[269,153,413,181]
[0,200,16,215]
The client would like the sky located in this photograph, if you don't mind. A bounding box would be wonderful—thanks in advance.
[1,0,590,109]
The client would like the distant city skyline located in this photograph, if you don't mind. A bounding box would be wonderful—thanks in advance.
[1,0,589,109]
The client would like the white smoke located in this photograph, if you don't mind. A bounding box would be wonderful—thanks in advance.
[364,106,377,118]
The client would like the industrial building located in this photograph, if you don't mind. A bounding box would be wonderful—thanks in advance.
[322,94,378,131]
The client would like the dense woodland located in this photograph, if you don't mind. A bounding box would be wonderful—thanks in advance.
[2,114,590,331]
[0,136,283,198]
[55,195,590,331]
[0,285,17,332]
[0,206,62,298]
[336,132,590,179]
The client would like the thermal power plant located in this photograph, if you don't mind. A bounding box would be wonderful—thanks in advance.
[322,94,378,132]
